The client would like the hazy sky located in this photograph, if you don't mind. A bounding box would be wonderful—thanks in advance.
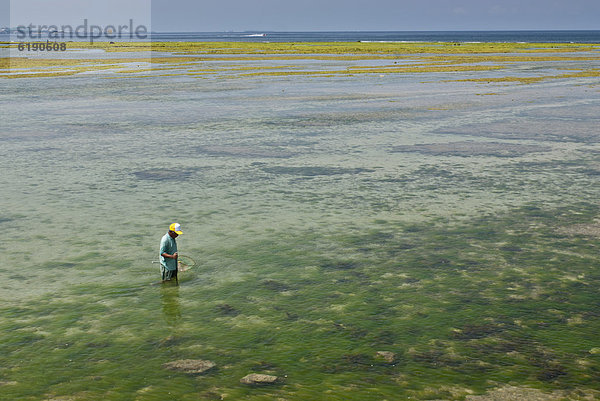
[7,0,600,31]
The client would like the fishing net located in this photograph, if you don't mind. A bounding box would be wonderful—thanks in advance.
[177,255,196,272]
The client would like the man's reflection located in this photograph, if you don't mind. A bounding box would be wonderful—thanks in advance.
[160,283,181,326]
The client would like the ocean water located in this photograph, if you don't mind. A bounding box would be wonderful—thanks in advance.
[147,30,600,43]
[3,30,600,43]
[1,43,600,400]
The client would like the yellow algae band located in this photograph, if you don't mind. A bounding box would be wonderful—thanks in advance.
[4,40,600,54]
[65,40,600,54]
[2,40,599,80]
[450,69,600,84]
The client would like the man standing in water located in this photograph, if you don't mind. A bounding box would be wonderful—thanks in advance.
[159,223,182,282]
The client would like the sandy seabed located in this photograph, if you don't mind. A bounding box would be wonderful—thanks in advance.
[1,41,599,400]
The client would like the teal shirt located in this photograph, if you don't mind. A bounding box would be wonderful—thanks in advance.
[159,233,178,271]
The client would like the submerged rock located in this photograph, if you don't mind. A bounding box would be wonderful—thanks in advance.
[391,141,550,158]
[262,165,374,177]
[558,219,600,238]
[133,168,203,181]
[261,279,291,292]
[163,359,216,374]
[215,303,240,316]
[465,385,572,400]
[375,351,396,363]
[240,373,279,385]
[196,145,295,159]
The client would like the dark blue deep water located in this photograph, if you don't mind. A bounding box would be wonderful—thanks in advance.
[147,30,600,43]
[2,30,600,43]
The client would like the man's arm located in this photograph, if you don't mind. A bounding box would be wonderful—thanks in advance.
[160,236,178,260]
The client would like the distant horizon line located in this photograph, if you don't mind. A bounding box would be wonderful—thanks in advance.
[151,29,600,33]
[2,28,599,33]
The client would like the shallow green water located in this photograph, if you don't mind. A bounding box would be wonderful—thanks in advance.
[1,50,600,400]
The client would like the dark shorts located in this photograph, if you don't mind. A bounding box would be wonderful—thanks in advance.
[161,267,178,281]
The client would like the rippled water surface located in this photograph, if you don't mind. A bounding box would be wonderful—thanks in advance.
[1,49,600,400]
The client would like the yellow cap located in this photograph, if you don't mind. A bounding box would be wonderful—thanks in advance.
[169,222,183,234]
